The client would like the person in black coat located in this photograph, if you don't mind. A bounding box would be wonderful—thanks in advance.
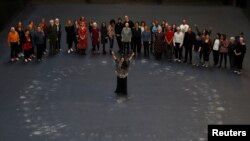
[65,20,76,54]
[100,22,108,54]
[227,37,236,70]
[115,18,124,54]
[132,22,142,55]
[233,37,246,74]
[183,27,196,64]
[55,18,62,52]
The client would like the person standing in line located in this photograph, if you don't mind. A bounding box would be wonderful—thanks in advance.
[65,20,76,54]
[78,22,88,55]
[38,18,48,54]
[218,34,228,68]
[16,21,25,58]
[153,27,165,60]
[121,22,132,55]
[91,22,101,54]
[23,30,33,63]
[124,15,134,30]
[140,21,146,33]
[7,27,20,62]
[74,20,79,52]
[192,35,202,66]
[27,24,36,59]
[132,22,142,56]
[100,22,108,55]
[180,19,189,33]
[108,19,116,55]
[233,37,246,74]
[115,17,124,54]
[212,33,221,66]
[173,27,184,62]
[34,26,45,61]
[55,18,62,52]
[202,34,212,68]
[183,27,196,64]
[228,37,236,70]
[165,25,174,61]
[47,19,58,56]
[112,51,135,96]
[150,21,156,54]
[141,26,151,57]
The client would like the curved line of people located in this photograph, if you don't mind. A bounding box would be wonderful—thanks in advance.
[7,15,246,74]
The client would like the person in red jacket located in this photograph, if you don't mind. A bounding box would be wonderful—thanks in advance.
[23,30,33,63]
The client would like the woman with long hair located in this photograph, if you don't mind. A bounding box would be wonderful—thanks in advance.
[112,51,135,96]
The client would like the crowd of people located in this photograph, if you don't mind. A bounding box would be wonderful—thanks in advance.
[7,15,246,74]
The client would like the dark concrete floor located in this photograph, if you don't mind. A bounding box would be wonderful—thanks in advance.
[0,4,250,141]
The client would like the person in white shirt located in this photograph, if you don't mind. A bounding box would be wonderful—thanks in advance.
[173,27,184,62]
[180,19,189,33]
[212,33,221,66]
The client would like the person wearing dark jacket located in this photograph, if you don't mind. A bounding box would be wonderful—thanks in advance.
[65,20,76,54]
[115,18,124,54]
[183,27,196,64]
[47,19,58,55]
[55,18,62,52]
[227,37,236,70]
[233,37,246,74]
[34,26,45,61]
[100,22,108,54]
[132,22,142,55]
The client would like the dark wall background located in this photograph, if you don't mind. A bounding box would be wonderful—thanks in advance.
[0,0,249,31]
[0,0,29,31]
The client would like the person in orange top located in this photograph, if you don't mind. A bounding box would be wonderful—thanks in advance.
[7,27,20,62]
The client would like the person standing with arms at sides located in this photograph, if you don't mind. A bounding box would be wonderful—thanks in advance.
[74,20,79,52]
[78,22,87,55]
[34,26,45,62]
[212,33,221,66]
[16,21,25,58]
[153,27,165,60]
[115,18,124,54]
[23,30,32,63]
[65,20,76,54]
[180,19,189,33]
[183,27,196,64]
[165,25,174,61]
[218,34,228,68]
[228,37,236,70]
[7,27,20,62]
[91,22,101,54]
[202,34,212,68]
[121,22,132,55]
[173,27,184,62]
[133,22,142,56]
[100,22,108,55]
[234,37,246,74]
[112,51,135,96]
[193,35,202,66]
[55,18,62,52]
[27,24,36,59]
[47,19,58,56]
[150,21,156,54]
[142,26,151,57]
[108,19,116,55]
[39,18,48,54]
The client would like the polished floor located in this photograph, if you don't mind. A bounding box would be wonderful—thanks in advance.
[0,4,249,141]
